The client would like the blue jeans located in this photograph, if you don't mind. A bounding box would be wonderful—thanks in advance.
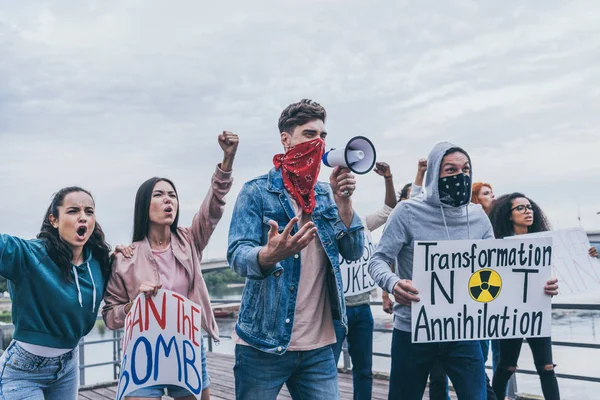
[491,340,500,371]
[480,340,490,363]
[234,344,339,400]
[480,339,501,371]
[389,329,486,400]
[332,304,373,400]
[428,359,449,400]
[0,341,78,400]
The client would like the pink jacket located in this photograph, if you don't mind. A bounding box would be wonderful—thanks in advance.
[102,165,233,341]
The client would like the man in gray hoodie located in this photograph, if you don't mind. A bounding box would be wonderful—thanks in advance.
[368,142,492,399]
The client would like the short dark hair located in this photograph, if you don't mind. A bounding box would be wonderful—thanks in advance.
[488,192,551,239]
[278,99,326,134]
[132,177,180,242]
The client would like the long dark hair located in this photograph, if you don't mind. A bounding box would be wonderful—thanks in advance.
[488,192,551,239]
[132,177,180,242]
[398,182,412,201]
[37,187,112,282]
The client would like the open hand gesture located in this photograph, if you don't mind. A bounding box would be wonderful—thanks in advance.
[258,217,317,267]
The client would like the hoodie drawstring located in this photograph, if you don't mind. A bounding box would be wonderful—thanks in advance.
[72,266,83,308]
[440,206,451,240]
[86,261,97,312]
[467,207,471,239]
[72,261,97,312]
[440,205,472,240]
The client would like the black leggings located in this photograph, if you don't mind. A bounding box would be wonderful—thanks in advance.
[492,337,560,400]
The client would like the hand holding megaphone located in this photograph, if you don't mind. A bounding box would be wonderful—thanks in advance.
[329,166,356,198]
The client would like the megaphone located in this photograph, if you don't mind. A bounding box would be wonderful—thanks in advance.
[322,136,376,175]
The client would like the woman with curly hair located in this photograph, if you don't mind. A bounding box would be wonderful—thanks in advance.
[0,187,112,399]
[489,192,560,399]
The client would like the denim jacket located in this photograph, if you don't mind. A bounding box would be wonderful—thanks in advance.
[227,168,364,354]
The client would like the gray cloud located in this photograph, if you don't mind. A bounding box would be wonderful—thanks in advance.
[1,0,599,259]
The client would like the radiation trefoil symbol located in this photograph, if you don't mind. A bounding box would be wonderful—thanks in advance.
[469,268,502,303]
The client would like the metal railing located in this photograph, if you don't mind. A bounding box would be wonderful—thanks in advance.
[365,301,600,384]
[77,326,123,386]
[205,301,600,399]
[0,317,123,386]
[1,301,598,394]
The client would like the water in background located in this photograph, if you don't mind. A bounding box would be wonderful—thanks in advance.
[202,287,600,399]
[27,285,598,399]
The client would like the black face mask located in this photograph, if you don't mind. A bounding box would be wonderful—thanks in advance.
[439,173,471,207]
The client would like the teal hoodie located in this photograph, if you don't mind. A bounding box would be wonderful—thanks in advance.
[0,234,106,349]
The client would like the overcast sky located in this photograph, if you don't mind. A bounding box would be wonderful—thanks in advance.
[1,0,599,259]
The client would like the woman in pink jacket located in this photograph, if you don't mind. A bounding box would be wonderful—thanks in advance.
[102,132,238,400]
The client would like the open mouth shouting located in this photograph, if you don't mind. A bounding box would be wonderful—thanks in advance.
[76,225,88,241]
[164,205,174,215]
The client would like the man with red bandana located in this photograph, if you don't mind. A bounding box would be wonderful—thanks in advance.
[228,99,365,399]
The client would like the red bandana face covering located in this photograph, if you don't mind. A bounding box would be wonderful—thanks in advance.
[273,138,325,214]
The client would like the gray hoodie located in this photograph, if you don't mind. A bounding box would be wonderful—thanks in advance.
[368,142,494,332]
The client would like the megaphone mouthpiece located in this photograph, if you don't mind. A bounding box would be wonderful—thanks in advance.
[346,150,365,164]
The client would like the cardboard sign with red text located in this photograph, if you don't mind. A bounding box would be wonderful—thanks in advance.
[116,289,203,400]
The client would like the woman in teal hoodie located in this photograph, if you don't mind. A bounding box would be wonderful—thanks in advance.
[0,186,111,399]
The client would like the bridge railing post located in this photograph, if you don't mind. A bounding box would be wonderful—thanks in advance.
[342,339,351,372]
[507,374,518,399]
[78,338,86,386]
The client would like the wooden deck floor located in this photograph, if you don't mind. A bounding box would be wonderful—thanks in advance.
[79,352,454,399]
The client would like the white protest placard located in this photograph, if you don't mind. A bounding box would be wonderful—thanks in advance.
[507,228,600,297]
[340,230,377,296]
[411,238,553,343]
[116,289,204,400]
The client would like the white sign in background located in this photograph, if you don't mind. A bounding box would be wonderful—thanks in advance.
[116,289,204,400]
[507,228,600,297]
[340,230,377,296]
[411,238,553,343]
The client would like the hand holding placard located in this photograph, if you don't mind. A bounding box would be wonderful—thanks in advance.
[392,279,420,306]
[544,277,559,296]
[116,289,204,400]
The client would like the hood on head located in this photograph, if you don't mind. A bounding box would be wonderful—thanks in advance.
[423,141,473,208]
